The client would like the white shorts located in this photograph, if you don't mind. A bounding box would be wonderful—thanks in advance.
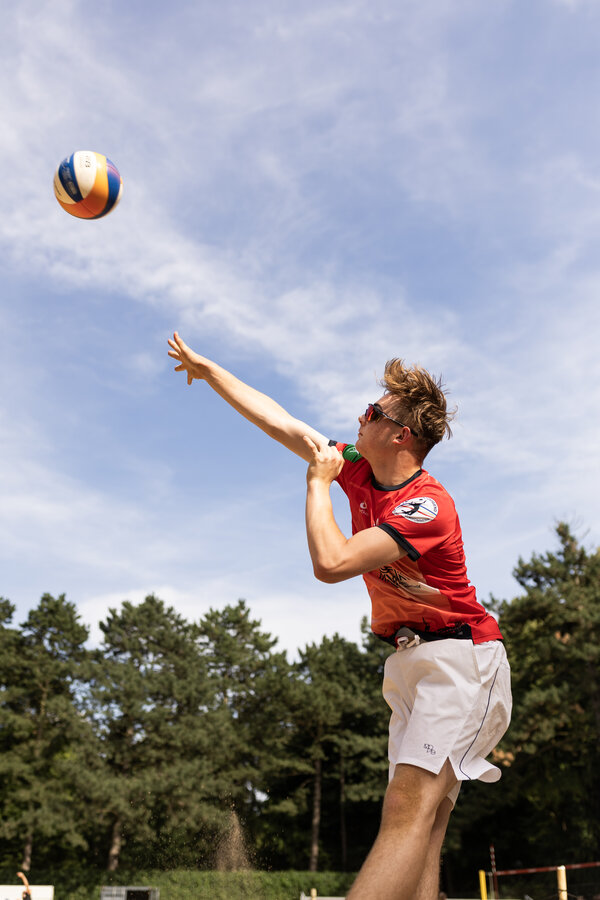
[382,638,512,806]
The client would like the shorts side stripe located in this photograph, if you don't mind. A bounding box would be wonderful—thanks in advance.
[458,666,499,780]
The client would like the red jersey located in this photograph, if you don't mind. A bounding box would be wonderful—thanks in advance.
[334,445,502,644]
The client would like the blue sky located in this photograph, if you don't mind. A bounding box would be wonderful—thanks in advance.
[1,0,599,656]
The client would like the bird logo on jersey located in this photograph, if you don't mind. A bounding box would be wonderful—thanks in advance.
[393,497,438,524]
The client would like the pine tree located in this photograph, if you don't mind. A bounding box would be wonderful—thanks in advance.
[261,629,390,872]
[90,594,228,870]
[497,523,600,860]
[0,594,93,871]
[444,523,600,886]
[197,600,293,863]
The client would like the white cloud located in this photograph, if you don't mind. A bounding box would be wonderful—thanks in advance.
[551,0,598,8]
[78,575,369,660]
[2,0,600,650]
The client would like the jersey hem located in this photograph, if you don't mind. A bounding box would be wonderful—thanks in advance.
[377,523,420,560]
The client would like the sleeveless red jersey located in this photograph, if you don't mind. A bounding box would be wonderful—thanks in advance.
[334,446,502,644]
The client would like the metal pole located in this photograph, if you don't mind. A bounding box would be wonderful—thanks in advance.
[557,865,567,900]
[490,844,499,899]
[479,869,488,900]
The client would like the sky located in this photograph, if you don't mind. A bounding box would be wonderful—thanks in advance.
[1,0,599,657]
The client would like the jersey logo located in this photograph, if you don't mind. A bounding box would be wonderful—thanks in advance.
[392,496,438,524]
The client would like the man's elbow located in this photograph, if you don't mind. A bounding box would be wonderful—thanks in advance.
[312,563,348,584]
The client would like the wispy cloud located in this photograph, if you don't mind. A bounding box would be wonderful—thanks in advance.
[1,0,599,649]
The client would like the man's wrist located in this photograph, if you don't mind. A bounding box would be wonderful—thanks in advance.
[306,473,335,489]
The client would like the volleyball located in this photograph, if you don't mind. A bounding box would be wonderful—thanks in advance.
[53,151,123,219]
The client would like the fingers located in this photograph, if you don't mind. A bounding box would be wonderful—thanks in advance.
[303,435,342,463]
[167,337,182,364]
[167,334,186,356]
[168,335,187,374]
[168,332,203,386]
[168,333,185,349]
[173,331,191,353]
[303,435,331,460]
[303,434,330,453]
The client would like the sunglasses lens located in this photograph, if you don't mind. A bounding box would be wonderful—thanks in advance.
[366,404,378,421]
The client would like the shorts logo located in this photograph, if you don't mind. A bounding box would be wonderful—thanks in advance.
[393,497,438,524]
[423,743,436,756]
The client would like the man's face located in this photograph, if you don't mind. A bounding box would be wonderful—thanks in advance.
[355,394,404,458]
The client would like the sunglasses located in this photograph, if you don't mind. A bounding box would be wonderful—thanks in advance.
[364,403,420,438]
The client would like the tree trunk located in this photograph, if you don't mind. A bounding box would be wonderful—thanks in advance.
[107,817,123,871]
[339,752,347,871]
[309,756,322,872]
[20,829,33,872]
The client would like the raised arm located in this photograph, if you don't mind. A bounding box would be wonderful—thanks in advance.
[168,332,327,461]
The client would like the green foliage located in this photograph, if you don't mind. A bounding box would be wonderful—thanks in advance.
[0,868,356,900]
[89,594,231,871]
[0,594,94,869]
[196,600,294,815]
[260,629,389,872]
[444,523,600,888]
[2,527,599,895]
[495,523,600,861]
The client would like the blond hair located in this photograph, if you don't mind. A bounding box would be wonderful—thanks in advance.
[381,358,456,456]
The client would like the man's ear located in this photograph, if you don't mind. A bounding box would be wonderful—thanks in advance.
[392,427,410,445]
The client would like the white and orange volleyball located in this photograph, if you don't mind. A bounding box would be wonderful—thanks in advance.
[53,151,123,219]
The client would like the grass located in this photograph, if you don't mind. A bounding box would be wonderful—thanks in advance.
[0,869,356,900]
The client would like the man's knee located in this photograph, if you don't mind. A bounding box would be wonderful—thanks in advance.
[380,775,418,829]
[381,763,456,826]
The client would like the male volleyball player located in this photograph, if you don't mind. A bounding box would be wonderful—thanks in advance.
[168,332,511,900]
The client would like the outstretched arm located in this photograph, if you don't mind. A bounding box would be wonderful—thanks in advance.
[304,436,405,582]
[168,332,327,462]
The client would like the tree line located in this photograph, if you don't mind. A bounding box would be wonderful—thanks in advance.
[0,523,598,895]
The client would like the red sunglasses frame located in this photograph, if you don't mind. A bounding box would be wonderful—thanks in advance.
[365,403,420,438]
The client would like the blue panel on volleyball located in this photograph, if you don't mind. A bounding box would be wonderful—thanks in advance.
[102,159,122,215]
[58,155,83,202]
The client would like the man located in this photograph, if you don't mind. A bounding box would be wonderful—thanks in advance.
[168,332,511,900]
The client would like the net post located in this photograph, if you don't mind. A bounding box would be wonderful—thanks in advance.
[557,865,567,900]
[478,869,488,900]
[489,844,499,898]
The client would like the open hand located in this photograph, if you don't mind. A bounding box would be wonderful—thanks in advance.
[167,332,208,385]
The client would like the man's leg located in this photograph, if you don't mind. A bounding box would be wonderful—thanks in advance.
[414,796,453,900]
[346,761,457,900]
